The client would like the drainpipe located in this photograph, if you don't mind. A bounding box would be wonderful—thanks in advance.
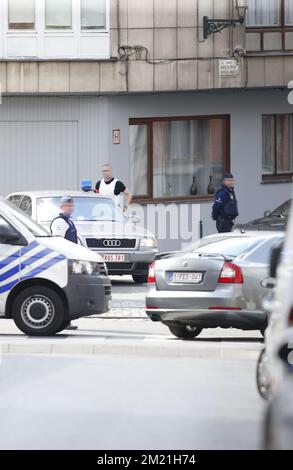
[117,0,121,50]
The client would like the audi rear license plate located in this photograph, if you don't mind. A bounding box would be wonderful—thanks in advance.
[170,272,203,284]
[103,254,126,262]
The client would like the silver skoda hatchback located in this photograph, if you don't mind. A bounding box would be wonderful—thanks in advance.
[146,231,284,339]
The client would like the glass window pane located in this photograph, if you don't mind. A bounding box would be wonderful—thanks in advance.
[285,0,293,25]
[246,0,280,26]
[194,237,263,257]
[46,0,72,30]
[8,0,35,30]
[277,114,292,174]
[153,118,227,198]
[262,115,275,175]
[81,0,107,30]
[276,114,292,174]
[19,197,32,216]
[129,125,148,197]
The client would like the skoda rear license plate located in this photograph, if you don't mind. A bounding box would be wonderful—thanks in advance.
[170,272,203,283]
[103,254,125,262]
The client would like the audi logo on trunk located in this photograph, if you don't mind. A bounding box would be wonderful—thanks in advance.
[103,240,122,247]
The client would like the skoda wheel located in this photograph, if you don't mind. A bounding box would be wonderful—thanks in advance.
[168,324,202,340]
[12,286,65,336]
[132,274,148,284]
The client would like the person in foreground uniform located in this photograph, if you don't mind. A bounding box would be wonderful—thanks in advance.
[95,164,133,211]
[50,196,78,330]
[212,173,239,233]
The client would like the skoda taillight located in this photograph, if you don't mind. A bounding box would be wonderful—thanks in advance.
[218,262,244,284]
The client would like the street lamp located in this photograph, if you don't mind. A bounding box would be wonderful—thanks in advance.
[203,0,248,39]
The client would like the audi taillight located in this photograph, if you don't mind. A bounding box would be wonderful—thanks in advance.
[148,261,156,284]
[218,262,243,284]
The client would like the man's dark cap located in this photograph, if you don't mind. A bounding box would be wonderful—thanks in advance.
[223,172,235,180]
[60,196,74,204]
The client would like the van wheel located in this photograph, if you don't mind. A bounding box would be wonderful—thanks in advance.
[55,318,71,334]
[12,286,65,336]
[132,274,148,284]
[168,324,202,340]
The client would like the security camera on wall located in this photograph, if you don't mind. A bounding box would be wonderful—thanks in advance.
[233,48,246,58]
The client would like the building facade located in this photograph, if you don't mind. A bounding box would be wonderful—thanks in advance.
[0,0,292,249]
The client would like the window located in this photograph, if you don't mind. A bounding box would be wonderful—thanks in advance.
[246,1,293,52]
[129,116,230,201]
[262,114,293,181]
[193,237,263,258]
[45,0,72,30]
[0,215,19,245]
[129,125,149,197]
[37,197,124,223]
[19,196,32,217]
[285,0,293,25]
[81,0,107,30]
[7,195,22,207]
[8,0,35,30]
[247,0,280,27]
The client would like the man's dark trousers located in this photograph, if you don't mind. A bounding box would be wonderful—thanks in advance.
[216,216,234,233]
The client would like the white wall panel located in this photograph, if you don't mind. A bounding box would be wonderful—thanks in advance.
[0,96,109,196]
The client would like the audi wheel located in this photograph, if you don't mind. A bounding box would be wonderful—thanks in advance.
[12,286,65,336]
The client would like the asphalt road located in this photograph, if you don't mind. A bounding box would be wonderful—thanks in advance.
[0,276,265,450]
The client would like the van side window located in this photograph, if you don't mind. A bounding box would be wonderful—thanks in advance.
[19,196,32,217]
[0,215,20,245]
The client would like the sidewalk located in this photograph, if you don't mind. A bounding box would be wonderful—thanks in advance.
[0,317,263,360]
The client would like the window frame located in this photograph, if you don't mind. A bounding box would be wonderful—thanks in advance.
[7,0,36,32]
[45,0,72,32]
[246,0,293,52]
[80,0,108,31]
[129,115,231,204]
[3,0,110,59]
[262,113,293,183]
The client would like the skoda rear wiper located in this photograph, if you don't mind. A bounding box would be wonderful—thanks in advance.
[196,252,234,261]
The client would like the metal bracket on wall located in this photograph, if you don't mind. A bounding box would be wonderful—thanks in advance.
[203,16,244,39]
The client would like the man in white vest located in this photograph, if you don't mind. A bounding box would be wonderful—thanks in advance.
[95,164,133,211]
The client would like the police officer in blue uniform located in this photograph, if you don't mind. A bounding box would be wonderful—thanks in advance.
[50,196,78,244]
[50,196,78,330]
[212,173,239,233]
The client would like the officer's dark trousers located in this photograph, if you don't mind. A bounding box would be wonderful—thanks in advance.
[216,217,234,233]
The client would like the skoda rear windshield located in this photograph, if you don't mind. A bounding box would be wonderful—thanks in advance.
[193,237,264,258]
[37,197,125,223]
[3,199,50,237]
[270,200,291,218]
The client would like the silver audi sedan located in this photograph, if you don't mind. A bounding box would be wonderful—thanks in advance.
[146,231,284,339]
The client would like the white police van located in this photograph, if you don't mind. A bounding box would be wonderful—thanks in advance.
[0,197,111,336]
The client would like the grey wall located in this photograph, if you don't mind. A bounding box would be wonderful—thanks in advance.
[0,96,109,195]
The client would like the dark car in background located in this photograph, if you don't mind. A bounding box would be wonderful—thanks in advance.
[236,199,291,232]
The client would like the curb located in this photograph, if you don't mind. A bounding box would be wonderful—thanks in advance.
[0,339,262,359]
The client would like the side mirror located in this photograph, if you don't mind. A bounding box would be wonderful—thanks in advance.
[264,210,271,218]
[0,222,25,245]
[269,243,283,279]
[128,215,140,224]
